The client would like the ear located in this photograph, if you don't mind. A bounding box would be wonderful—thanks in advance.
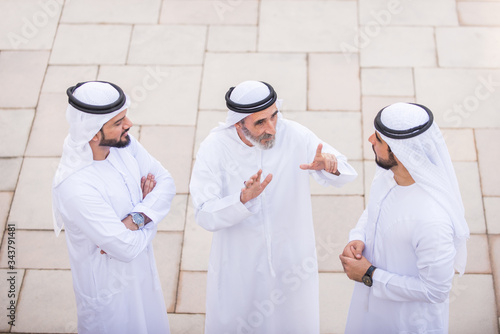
[91,131,101,142]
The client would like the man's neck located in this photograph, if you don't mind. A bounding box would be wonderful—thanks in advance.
[89,141,111,160]
[392,164,415,186]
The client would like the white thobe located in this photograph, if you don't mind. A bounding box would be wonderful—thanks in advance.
[346,168,456,334]
[190,118,357,334]
[53,135,175,334]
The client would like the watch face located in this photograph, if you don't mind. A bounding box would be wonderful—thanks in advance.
[362,275,373,287]
[132,213,144,225]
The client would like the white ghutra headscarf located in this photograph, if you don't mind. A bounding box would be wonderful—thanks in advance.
[212,80,283,132]
[376,102,470,275]
[52,81,130,236]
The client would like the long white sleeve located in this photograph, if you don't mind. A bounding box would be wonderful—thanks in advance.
[128,137,176,225]
[61,187,158,263]
[190,151,260,232]
[372,219,456,303]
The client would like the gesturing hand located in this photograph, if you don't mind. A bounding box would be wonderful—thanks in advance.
[299,143,339,175]
[141,173,156,199]
[240,169,273,204]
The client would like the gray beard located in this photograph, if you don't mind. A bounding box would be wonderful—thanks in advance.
[241,124,275,150]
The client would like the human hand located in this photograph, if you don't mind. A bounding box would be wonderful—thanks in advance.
[299,143,339,175]
[141,173,156,199]
[339,254,372,282]
[240,169,273,204]
[342,240,365,259]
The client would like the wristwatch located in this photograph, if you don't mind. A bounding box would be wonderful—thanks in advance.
[130,212,145,230]
[362,265,376,287]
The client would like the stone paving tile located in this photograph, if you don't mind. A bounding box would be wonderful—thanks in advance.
[129,25,206,65]
[309,161,364,196]
[0,0,61,50]
[362,96,416,160]
[175,271,207,314]
[181,200,212,271]
[437,28,500,68]
[441,128,477,162]
[0,109,34,157]
[207,26,257,52]
[449,274,498,334]
[259,1,357,52]
[50,24,132,65]
[152,231,183,312]
[465,234,492,274]
[193,110,227,159]
[308,53,361,111]
[0,269,24,332]
[484,197,500,234]
[285,111,363,160]
[139,126,195,194]
[318,273,355,334]
[158,194,188,232]
[454,161,486,234]
[42,66,98,93]
[0,230,70,270]
[313,196,365,272]
[360,27,436,67]
[168,313,205,334]
[0,192,13,239]
[363,160,376,203]
[99,66,202,126]
[361,68,414,97]
[0,51,49,108]
[415,68,500,128]
[359,0,458,26]
[458,2,500,26]
[160,0,258,25]
[61,0,161,24]
[8,157,58,230]
[476,129,500,197]
[25,93,68,157]
[490,235,500,317]
[0,158,22,191]
[12,269,78,333]
[200,53,307,111]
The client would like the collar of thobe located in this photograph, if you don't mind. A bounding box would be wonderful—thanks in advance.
[376,102,470,275]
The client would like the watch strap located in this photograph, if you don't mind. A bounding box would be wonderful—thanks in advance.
[365,265,376,278]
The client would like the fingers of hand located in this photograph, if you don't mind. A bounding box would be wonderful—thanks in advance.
[261,173,273,188]
[316,143,323,156]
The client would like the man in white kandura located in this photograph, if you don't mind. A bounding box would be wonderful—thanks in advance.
[340,102,470,333]
[190,80,358,334]
[52,81,175,334]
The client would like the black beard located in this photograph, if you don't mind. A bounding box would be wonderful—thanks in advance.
[99,131,131,148]
[374,150,398,170]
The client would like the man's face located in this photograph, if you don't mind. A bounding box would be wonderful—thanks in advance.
[237,104,278,149]
[368,131,398,170]
[99,109,133,148]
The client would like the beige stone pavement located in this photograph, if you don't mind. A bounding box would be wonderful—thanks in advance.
[0,0,499,333]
